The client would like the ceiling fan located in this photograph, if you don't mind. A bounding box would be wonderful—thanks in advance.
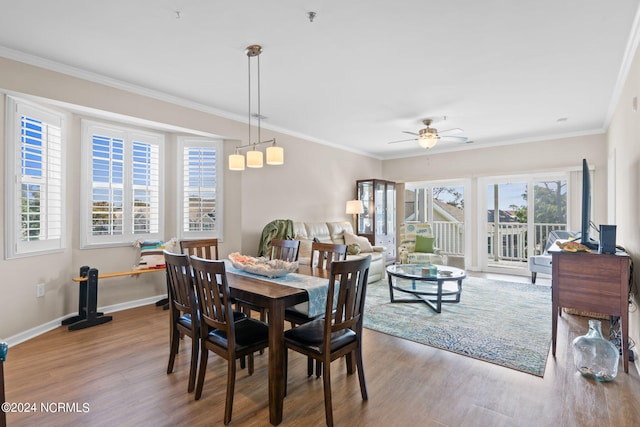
[388,119,469,149]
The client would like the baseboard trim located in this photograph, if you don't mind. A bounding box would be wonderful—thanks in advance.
[3,294,167,348]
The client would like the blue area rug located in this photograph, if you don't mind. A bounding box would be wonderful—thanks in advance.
[363,276,551,376]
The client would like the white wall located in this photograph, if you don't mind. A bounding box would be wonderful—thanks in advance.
[607,33,640,363]
[0,57,381,341]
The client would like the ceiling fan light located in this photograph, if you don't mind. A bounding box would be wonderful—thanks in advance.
[418,134,438,149]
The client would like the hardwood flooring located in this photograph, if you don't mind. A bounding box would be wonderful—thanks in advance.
[3,273,640,427]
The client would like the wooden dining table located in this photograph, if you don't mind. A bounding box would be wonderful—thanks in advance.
[225,265,327,426]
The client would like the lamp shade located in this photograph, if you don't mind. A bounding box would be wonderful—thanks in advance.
[228,153,245,171]
[346,200,364,215]
[418,134,438,149]
[246,149,264,168]
[266,145,284,165]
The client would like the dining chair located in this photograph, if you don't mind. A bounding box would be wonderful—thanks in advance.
[286,241,347,376]
[190,255,269,425]
[179,238,219,260]
[284,256,371,427]
[164,250,199,393]
[310,241,347,270]
[269,238,300,262]
[243,239,301,323]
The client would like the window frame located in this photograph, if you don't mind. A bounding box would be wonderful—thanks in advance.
[5,96,66,259]
[80,119,165,248]
[176,136,224,241]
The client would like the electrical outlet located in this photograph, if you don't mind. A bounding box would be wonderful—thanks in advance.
[36,283,45,298]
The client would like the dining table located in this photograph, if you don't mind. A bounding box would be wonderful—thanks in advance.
[225,264,329,426]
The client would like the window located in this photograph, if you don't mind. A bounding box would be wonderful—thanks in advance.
[81,120,164,247]
[177,137,223,240]
[5,97,65,258]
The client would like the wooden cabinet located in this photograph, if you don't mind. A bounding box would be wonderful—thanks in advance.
[551,251,630,373]
[356,179,396,264]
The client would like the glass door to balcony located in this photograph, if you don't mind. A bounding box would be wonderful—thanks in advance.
[404,180,469,268]
[481,174,568,273]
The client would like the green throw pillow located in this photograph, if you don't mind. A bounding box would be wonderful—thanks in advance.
[414,235,435,253]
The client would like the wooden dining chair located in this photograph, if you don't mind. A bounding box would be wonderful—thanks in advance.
[286,241,347,376]
[284,256,371,427]
[190,255,269,425]
[164,250,199,393]
[310,241,347,270]
[269,238,300,262]
[179,238,219,260]
[242,239,301,322]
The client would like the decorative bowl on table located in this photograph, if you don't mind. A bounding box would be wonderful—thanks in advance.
[228,252,298,278]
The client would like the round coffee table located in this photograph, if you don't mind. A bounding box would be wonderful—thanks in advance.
[386,264,466,313]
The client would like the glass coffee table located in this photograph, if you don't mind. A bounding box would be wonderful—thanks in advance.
[386,264,466,313]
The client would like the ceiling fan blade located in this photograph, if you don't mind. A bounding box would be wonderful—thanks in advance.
[439,127,464,135]
[440,135,468,143]
[387,138,417,144]
[401,130,420,136]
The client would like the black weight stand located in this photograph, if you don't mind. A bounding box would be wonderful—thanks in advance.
[62,266,113,331]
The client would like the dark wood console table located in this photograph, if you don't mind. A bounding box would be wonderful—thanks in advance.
[551,250,630,373]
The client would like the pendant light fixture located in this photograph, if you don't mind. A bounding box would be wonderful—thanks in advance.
[228,44,284,171]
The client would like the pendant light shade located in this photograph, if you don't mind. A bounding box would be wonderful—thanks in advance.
[228,44,285,171]
[266,145,284,165]
[228,153,245,171]
[246,149,264,168]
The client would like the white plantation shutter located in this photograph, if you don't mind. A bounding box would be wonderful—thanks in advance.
[178,137,223,240]
[81,120,163,247]
[5,97,65,258]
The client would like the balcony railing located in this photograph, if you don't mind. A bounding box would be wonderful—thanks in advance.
[432,221,567,263]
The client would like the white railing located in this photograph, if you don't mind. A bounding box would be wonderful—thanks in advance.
[432,221,464,255]
[431,221,567,262]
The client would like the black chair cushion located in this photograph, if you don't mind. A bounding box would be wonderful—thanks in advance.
[207,318,268,351]
[284,318,356,354]
[178,310,245,330]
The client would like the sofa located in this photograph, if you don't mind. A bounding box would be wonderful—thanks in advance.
[293,221,386,283]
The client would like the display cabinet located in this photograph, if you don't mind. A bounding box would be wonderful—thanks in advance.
[356,179,396,264]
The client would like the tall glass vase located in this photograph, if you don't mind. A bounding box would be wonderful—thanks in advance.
[572,319,619,382]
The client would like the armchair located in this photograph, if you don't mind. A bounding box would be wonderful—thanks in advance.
[398,222,445,265]
[528,230,576,283]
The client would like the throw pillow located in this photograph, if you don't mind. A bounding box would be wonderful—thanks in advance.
[344,231,373,252]
[347,243,361,255]
[414,235,435,253]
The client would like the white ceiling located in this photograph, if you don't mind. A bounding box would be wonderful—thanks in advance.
[1,1,639,159]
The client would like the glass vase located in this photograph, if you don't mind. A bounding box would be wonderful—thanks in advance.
[572,319,619,382]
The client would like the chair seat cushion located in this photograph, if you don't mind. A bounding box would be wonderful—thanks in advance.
[207,318,268,350]
[284,318,356,354]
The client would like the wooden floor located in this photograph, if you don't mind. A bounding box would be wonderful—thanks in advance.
[4,273,640,427]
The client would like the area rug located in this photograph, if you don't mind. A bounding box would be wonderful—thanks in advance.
[363,276,551,377]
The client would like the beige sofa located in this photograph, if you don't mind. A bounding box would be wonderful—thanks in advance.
[293,221,386,283]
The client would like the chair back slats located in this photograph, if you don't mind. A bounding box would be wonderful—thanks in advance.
[180,238,219,260]
[189,255,234,338]
[325,256,371,340]
[270,239,300,262]
[164,251,196,314]
[311,242,347,270]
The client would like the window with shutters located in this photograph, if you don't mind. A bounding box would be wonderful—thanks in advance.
[177,137,223,240]
[5,97,66,258]
[81,120,164,247]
